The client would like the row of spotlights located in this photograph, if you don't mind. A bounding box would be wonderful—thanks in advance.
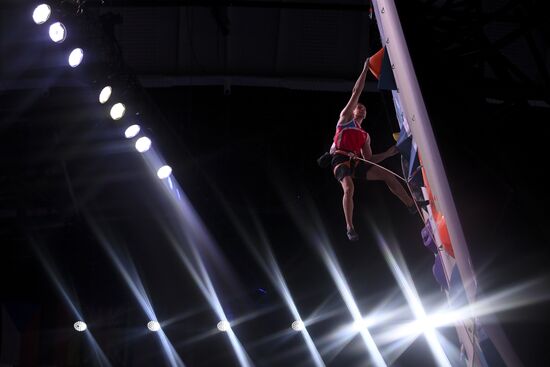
[34,6,84,68]
[91,69,172,181]
[73,320,161,332]
[130,133,172,179]
[34,5,171,180]
[123,127,172,180]
[73,319,305,333]
[98,86,144,154]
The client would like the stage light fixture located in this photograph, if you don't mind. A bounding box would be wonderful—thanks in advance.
[147,320,161,331]
[32,4,51,24]
[68,48,83,67]
[217,320,230,332]
[157,165,172,179]
[99,86,112,104]
[73,321,87,332]
[49,22,66,43]
[124,124,140,139]
[110,103,126,120]
[135,137,151,153]
[291,320,304,331]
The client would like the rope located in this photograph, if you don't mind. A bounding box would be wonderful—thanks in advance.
[352,155,406,182]
[398,156,427,223]
[347,154,426,222]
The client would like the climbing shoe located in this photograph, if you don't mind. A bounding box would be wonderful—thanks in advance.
[346,228,359,242]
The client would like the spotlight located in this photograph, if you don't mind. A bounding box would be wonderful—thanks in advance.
[73,321,87,332]
[110,103,126,120]
[147,320,161,332]
[124,124,140,139]
[291,320,304,331]
[157,165,172,179]
[99,86,112,104]
[217,320,230,332]
[68,48,83,67]
[135,137,151,153]
[49,22,66,43]
[32,4,51,24]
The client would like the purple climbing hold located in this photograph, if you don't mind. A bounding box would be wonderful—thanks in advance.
[432,254,448,290]
[421,224,437,254]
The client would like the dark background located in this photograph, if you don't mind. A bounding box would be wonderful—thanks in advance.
[1,0,549,366]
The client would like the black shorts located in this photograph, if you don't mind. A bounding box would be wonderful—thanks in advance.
[331,153,373,182]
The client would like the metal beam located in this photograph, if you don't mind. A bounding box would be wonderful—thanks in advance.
[16,0,372,11]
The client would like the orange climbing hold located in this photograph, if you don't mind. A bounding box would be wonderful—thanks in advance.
[418,153,455,258]
[436,213,454,257]
[367,47,385,79]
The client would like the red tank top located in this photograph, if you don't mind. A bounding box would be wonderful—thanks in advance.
[333,120,369,155]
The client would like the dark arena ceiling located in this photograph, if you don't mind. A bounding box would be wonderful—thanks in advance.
[1,1,549,366]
